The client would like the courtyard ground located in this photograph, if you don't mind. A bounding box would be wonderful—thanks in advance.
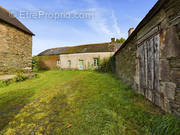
[0,70,179,135]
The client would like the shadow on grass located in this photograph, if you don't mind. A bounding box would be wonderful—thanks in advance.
[0,88,35,130]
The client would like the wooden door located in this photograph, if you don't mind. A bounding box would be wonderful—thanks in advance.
[137,34,160,103]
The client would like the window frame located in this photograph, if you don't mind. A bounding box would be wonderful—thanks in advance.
[93,58,99,67]
[57,59,61,65]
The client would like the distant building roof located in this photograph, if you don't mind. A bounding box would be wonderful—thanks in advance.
[0,6,34,35]
[38,42,121,56]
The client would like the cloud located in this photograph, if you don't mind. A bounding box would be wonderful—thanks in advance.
[87,8,111,35]
[84,0,111,35]
[84,0,122,38]
[111,11,121,37]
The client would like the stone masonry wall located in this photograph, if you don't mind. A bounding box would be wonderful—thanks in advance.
[58,52,114,70]
[115,36,137,86]
[161,0,180,116]
[115,0,180,116]
[37,55,59,70]
[0,21,32,73]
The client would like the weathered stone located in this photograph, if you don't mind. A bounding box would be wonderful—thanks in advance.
[160,82,176,100]
[161,26,180,58]
[0,21,32,72]
[115,0,180,116]
[169,58,180,68]
[159,59,170,81]
[170,70,180,83]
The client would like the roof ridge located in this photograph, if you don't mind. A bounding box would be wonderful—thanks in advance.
[69,42,110,47]
[45,42,111,50]
[38,42,115,56]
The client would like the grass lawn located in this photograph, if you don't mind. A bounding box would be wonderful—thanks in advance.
[0,70,179,135]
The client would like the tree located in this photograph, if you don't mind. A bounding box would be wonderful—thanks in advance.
[115,37,126,43]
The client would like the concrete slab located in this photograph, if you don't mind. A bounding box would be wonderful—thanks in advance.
[0,75,16,81]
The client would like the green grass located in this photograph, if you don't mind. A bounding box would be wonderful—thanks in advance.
[0,70,179,135]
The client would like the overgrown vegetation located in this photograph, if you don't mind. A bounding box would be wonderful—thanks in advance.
[97,56,115,73]
[0,70,179,135]
[0,80,10,88]
[115,37,126,43]
[13,73,28,82]
[32,56,39,72]
[0,73,37,88]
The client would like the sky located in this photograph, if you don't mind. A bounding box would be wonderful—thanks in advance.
[0,0,158,55]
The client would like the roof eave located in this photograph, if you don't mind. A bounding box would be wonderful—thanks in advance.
[0,18,35,36]
[114,0,167,56]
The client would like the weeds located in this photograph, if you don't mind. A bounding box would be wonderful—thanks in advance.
[0,71,179,135]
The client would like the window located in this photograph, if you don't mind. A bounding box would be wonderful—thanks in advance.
[94,58,99,67]
[57,59,61,65]
[68,60,71,68]
[79,60,84,70]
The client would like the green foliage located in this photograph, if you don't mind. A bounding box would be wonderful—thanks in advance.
[0,73,38,88]
[0,71,179,135]
[32,56,39,72]
[97,56,115,73]
[147,115,180,135]
[116,37,126,43]
[0,80,9,88]
[13,73,28,82]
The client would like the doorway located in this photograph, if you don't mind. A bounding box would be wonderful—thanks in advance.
[79,60,84,70]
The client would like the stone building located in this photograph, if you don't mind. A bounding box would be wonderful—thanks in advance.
[38,39,121,70]
[114,0,180,116]
[0,6,34,73]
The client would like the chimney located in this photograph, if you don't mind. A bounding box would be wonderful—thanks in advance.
[111,38,115,43]
[128,28,134,37]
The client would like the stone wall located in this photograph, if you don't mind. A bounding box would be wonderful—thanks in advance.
[115,36,137,85]
[58,52,114,70]
[0,21,32,73]
[37,55,59,70]
[115,0,180,116]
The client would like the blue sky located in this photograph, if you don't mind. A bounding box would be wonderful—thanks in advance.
[1,0,158,55]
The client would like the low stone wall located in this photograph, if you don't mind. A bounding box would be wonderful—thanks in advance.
[0,21,32,73]
[115,0,180,116]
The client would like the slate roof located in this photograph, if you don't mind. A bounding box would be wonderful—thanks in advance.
[0,6,34,35]
[38,42,119,56]
[114,0,167,56]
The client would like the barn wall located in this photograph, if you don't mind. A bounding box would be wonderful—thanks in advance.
[115,0,180,116]
[160,0,180,115]
[37,55,59,70]
[115,36,137,86]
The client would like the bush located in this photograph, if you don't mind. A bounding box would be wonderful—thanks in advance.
[32,56,39,72]
[97,56,115,73]
[0,80,9,88]
[13,73,28,82]
[0,73,39,88]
